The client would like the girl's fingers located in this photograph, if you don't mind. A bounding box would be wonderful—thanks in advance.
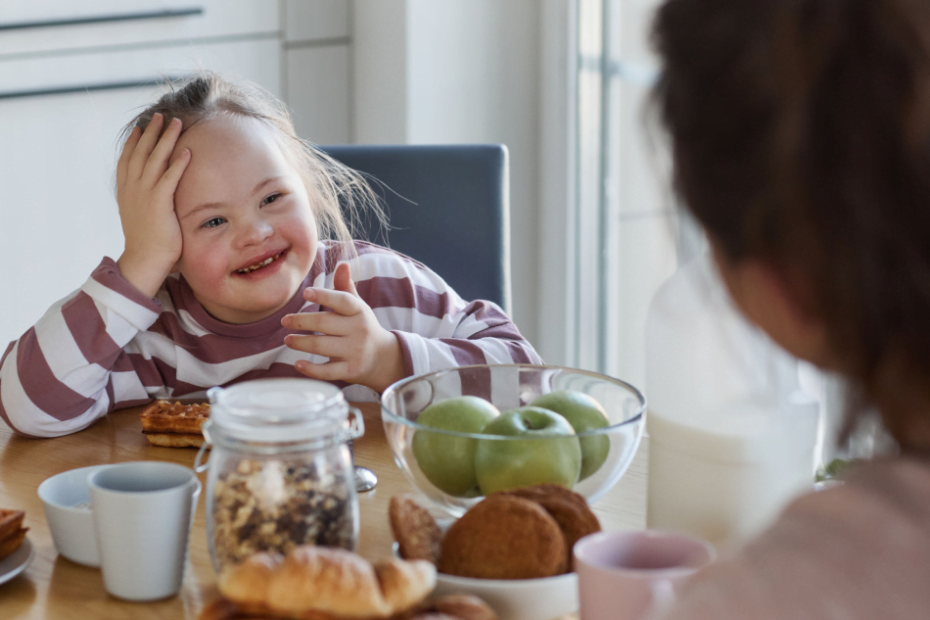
[153,148,191,203]
[333,262,360,297]
[295,359,348,382]
[127,113,165,182]
[304,287,362,316]
[141,117,183,187]
[282,311,347,336]
[117,126,141,187]
[285,334,344,358]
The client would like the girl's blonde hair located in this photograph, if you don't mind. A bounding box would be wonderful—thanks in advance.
[119,72,385,251]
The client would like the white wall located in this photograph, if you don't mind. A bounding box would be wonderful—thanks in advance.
[353,0,545,352]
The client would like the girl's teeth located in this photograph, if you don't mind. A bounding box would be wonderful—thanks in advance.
[238,252,281,274]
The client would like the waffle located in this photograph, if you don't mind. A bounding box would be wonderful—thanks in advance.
[140,400,210,448]
[0,509,27,560]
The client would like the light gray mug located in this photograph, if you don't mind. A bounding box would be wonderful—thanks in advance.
[88,461,201,601]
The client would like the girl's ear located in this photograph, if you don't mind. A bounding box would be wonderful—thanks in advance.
[711,242,834,368]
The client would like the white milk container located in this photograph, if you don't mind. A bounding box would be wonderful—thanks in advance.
[645,251,819,548]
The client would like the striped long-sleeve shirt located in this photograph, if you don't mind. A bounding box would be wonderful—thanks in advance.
[0,240,541,437]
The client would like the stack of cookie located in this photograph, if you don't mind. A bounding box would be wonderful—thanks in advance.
[390,484,601,580]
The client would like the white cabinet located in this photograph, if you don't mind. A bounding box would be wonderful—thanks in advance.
[0,3,281,346]
[0,1,278,56]
[282,0,350,144]
[284,0,347,42]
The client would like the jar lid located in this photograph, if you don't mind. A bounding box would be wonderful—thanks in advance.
[207,378,349,443]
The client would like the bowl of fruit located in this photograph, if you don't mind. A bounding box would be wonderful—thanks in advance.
[381,364,645,516]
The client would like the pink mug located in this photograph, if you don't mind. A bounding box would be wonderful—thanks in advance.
[574,530,716,620]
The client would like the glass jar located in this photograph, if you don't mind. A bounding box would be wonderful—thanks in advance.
[195,378,364,572]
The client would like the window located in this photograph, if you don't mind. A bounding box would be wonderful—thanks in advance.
[569,0,870,466]
[572,0,679,391]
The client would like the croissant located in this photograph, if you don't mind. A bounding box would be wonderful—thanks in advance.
[216,546,436,619]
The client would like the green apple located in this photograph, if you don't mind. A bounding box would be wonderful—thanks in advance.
[412,396,501,496]
[474,406,582,495]
[530,390,611,481]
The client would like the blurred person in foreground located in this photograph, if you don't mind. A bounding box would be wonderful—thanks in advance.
[651,0,930,617]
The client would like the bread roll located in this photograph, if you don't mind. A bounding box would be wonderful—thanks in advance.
[218,545,436,619]
[374,557,437,614]
[217,552,281,613]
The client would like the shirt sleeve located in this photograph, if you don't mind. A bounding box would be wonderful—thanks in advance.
[0,257,159,437]
[350,245,543,380]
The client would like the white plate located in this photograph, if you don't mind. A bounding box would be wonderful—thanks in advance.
[0,538,35,586]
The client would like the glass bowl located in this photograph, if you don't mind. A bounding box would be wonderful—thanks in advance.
[381,364,645,516]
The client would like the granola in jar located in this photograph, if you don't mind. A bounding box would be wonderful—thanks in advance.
[199,379,364,572]
[211,458,356,567]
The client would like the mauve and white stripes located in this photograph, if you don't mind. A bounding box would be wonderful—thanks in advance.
[0,241,541,437]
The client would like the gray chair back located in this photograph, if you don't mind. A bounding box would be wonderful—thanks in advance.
[320,144,511,313]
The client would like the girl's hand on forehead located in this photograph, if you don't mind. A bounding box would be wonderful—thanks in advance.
[282,262,406,393]
[116,112,191,298]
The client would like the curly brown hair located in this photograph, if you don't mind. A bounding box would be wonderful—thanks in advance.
[651,0,930,450]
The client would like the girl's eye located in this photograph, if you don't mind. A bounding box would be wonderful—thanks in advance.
[262,193,282,207]
[202,217,226,229]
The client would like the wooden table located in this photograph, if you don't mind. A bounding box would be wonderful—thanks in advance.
[0,403,647,619]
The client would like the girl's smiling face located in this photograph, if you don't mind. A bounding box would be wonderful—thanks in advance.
[170,115,318,324]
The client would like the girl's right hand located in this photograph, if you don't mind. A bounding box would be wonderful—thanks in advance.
[116,113,191,298]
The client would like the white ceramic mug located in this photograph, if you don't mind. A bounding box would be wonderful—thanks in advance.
[574,530,716,620]
[88,461,201,601]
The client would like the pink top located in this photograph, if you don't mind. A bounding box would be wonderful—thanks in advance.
[0,240,541,438]
[663,455,930,619]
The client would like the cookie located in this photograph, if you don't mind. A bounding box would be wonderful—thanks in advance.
[494,483,583,507]
[418,594,499,620]
[495,485,601,568]
[389,494,442,564]
[438,495,566,579]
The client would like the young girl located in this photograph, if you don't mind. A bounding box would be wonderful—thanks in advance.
[0,74,541,438]
[650,0,930,617]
